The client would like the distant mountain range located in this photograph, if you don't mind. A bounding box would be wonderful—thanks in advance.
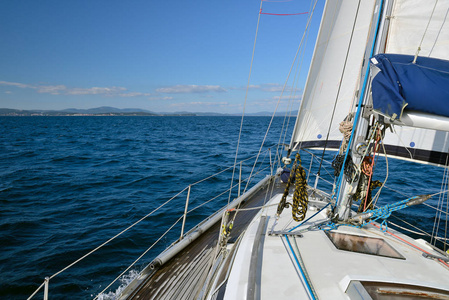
[0,106,298,117]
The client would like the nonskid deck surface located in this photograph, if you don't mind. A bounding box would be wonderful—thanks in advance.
[128,181,285,299]
[240,193,449,300]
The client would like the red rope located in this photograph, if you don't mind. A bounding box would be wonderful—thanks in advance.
[363,128,381,211]
[372,223,449,269]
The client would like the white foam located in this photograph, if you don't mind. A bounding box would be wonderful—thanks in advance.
[95,269,140,300]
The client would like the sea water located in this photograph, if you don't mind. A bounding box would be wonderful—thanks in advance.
[0,116,444,299]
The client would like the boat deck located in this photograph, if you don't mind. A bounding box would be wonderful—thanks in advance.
[127,180,285,299]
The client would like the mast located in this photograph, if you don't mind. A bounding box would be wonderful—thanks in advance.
[334,0,388,220]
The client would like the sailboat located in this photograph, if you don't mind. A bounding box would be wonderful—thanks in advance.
[28,0,449,299]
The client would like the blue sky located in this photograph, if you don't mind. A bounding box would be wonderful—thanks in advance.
[0,0,323,114]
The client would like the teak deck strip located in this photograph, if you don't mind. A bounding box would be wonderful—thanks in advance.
[130,181,284,299]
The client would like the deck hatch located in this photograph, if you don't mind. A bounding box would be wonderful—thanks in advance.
[361,281,449,299]
[326,232,405,259]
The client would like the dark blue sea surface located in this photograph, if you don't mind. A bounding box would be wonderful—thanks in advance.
[0,116,292,299]
[0,116,445,299]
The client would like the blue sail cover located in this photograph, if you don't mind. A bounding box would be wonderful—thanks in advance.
[370,54,449,120]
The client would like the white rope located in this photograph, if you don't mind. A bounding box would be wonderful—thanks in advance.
[192,150,268,186]
[429,3,449,56]
[94,215,184,300]
[187,179,245,214]
[276,0,318,167]
[227,0,263,206]
[371,135,389,208]
[231,202,278,212]
[244,0,320,195]
[413,0,439,63]
[28,186,188,299]
[392,126,413,159]
[432,161,449,245]
[27,281,46,300]
[29,148,274,298]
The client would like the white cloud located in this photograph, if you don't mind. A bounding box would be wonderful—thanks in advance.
[244,83,302,93]
[148,96,173,100]
[119,92,152,97]
[170,101,229,107]
[272,95,302,101]
[249,83,284,92]
[156,85,227,94]
[65,86,127,95]
[0,81,33,89]
[0,80,151,97]
[36,85,68,95]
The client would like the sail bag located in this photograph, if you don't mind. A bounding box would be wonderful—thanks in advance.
[370,54,449,120]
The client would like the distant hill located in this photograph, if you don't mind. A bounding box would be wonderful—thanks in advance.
[0,107,298,117]
[61,106,155,114]
[0,107,160,116]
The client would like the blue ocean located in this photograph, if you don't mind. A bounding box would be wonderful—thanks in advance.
[0,116,444,299]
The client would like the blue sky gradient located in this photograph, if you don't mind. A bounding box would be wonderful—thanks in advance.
[0,0,324,113]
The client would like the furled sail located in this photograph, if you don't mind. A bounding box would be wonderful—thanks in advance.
[376,0,449,166]
[370,54,449,120]
[290,0,377,151]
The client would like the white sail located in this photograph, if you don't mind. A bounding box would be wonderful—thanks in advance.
[385,0,449,60]
[290,0,376,150]
[380,0,449,166]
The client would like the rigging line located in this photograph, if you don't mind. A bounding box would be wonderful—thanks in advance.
[227,0,263,206]
[388,216,449,246]
[362,127,381,212]
[231,202,278,212]
[243,151,270,192]
[192,150,268,186]
[429,3,449,56]
[387,219,432,238]
[444,179,449,252]
[277,0,315,166]
[275,2,315,171]
[371,136,389,208]
[187,180,242,214]
[262,0,293,2]
[45,186,188,281]
[391,126,413,159]
[294,2,339,151]
[273,0,319,166]
[429,188,449,198]
[372,223,449,269]
[382,184,449,215]
[432,163,447,243]
[413,0,439,63]
[288,202,331,232]
[94,216,184,300]
[443,156,449,250]
[260,11,309,16]
[424,201,449,215]
[334,0,385,206]
[316,0,362,177]
[243,0,320,195]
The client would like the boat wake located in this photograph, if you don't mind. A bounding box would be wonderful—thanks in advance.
[95,269,140,300]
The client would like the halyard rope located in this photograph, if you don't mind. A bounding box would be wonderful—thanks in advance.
[277,153,309,222]
[227,0,263,206]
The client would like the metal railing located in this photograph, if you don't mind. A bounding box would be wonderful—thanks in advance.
[28,149,274,300]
